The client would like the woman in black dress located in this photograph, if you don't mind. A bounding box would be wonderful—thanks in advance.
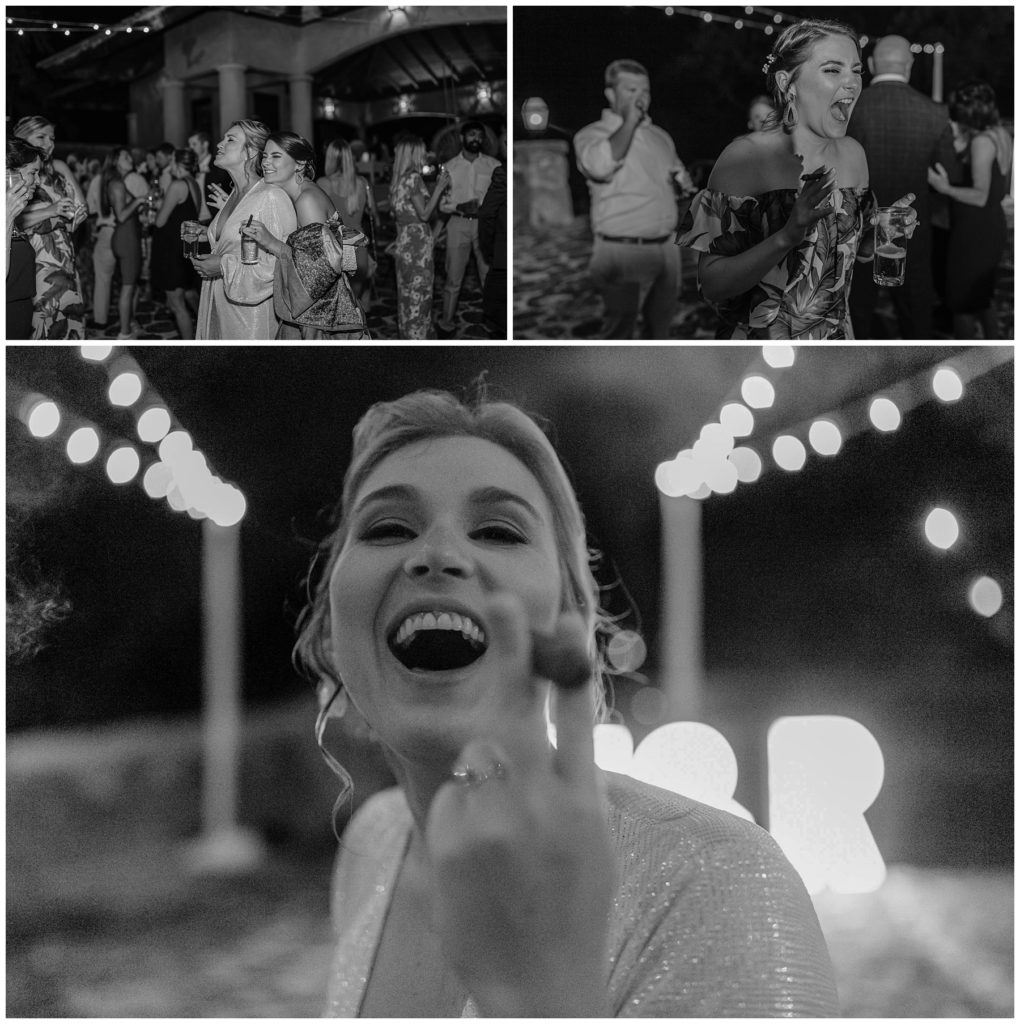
[151,148,201,339]
[928,81,1013,340]
[101,147,151,340]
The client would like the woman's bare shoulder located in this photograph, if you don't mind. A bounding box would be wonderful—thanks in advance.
[708,133,785,195]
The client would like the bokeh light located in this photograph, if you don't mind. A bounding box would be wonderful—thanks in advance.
[655,451,702,497]
[26,400,61,438]
[968,576,1003,617]
[606,629,648,672]
[924,507,959,550]
[808,419,843,456]
[106,446,140,484]
[142,461,174,499]
[704,458,738,495]
[66,427,101,464]
[772,435,807,472]
[869,397,901,432]
[108,371,143,407]
[741,375,776,409]
[762,345,795,368]
[80,345,113,362]
[630,686,667,726]
[728,446,762,483]
[719,402,754,437]
[932,367,964,403]
[159,430,194,463]
[137,406,172,443]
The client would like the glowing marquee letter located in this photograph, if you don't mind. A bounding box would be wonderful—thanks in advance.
[767,716,886,895]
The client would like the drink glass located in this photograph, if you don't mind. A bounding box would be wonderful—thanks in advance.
[240,235,259,264]
[873,207,910,286]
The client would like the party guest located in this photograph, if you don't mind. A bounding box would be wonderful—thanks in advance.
[242,131,370,339]
[151,149,202,339]
[85,162,116,331]
[189,120,296,339]
[389,136,451,339]
[7,138,43,339]
[188,130,235,223]
[477,163,507,338]
[295,388,841,1017]
[13,116,88,338]
[846,35,959,339]
[574,61,694,339]
[436,121,500,337]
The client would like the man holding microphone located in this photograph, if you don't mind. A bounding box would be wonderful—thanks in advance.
[574,59,693,339]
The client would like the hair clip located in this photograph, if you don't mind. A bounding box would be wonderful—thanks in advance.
[762,52,778,75]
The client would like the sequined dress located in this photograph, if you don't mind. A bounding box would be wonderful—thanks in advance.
[325,772,840,1017]
[676,187,875,339]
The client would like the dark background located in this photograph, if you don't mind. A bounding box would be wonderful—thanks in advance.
[513,5,1015,210]
[7,345,1013,866]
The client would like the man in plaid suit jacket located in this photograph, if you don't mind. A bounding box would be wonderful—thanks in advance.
[847,35,958,338]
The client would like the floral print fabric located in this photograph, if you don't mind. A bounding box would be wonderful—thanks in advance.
[22,165,86,339]
[676,187,875,339]
[391,170,434,339]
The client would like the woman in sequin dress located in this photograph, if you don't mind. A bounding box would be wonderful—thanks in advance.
[388,137,450,339]
[676,19,916,339]
[13,116,87,339]
[294,389,840,1017]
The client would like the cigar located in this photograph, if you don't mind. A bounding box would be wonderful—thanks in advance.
[532,619,592,690]
[800,169,827,183]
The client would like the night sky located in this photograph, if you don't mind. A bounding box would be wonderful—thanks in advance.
[513,5,1015,190]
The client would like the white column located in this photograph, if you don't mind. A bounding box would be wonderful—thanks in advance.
[161,77,187,147]
[184,519,263,873]
[932,49,943,103]
[217,63,248,132]
[657,493,703,722]
[126,112,140,149]
[288,73,315,142]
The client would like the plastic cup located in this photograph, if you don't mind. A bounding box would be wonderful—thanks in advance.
[873,207,910,286]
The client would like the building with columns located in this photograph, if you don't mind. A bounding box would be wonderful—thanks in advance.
[32,6,505,152]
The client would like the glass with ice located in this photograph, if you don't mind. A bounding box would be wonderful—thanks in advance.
[873,207,910,286]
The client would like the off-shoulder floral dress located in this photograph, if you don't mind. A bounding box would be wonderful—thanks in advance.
[676,187,875,339]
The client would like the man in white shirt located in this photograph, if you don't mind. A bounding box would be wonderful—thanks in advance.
[574,59,693,339]
[437,121,501,336]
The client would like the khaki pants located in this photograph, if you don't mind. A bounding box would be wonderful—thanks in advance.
[441,215,489,326]
[589,236,679,340]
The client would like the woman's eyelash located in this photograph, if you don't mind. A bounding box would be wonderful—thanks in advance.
[473,523,527,543]
[361,521,415,541]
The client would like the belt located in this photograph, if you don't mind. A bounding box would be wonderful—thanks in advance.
[597,233,670,245]
[452,212,479,220]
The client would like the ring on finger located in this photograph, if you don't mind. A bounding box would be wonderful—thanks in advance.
[451,759,508,788]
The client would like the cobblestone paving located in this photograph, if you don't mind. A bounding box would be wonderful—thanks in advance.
[7,859,1012,1017]
[513,215,1015,341]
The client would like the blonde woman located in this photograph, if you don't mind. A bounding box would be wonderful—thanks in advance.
[388,135,450,338]
[188,119,296,339]
[318,138,376,233]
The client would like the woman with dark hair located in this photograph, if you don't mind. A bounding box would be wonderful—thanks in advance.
[928,81,1013,339]
[294,387,840,1017]
[676,19,916,339]
[151,149,202,339]
[187,119,296,339]
[388,135,450,338]
[13,116,88,338]
[100,147,151,340]
[7,138,44,338]
[240,131,370,338]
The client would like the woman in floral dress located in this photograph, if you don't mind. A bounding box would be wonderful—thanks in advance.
[13,116,87,339]
[676,19,916,339]
[388,137,450,339]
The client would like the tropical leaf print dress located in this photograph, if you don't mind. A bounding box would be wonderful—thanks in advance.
[677,187,875,339]
[23,165,86,339]
[391,170,434,339]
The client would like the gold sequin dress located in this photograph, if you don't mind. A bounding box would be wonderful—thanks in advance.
[325,772,840,1017]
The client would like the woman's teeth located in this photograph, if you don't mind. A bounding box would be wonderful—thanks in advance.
[393,611,486,649]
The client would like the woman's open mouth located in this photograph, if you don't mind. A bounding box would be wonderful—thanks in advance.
[830,98,854,124]
[388,611,488,673]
